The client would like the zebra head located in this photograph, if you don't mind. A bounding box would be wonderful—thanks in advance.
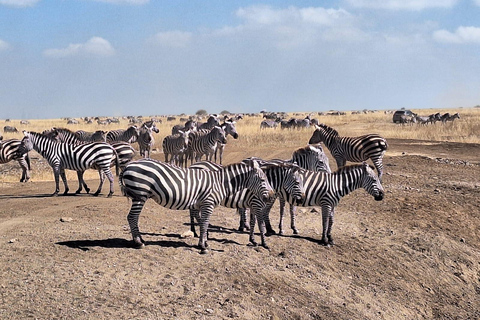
[178,130,190,149]
[242,159,275,202]
[222,121,239,139]
[308,124,329,145]
[360,162,385,201]
[211,126,227,144]
[21,131,35,151]
[278,163,304,205]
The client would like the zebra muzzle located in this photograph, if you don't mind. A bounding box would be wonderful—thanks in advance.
[374,190,384,201]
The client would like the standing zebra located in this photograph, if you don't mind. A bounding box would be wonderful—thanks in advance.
[0,138,31,182]
[189,160,304,248]
[137,121,159,158]
[184,126,227,166]
[264,162,384,246]
[197,115,220,130]
[75,129,107,142]
[22,131,119,197]
[162,130,191,166]
[106,125,139,144]
[214,121,239,165]
[309,123,388,180]
[43,128,134,194]
[119,158,275,253]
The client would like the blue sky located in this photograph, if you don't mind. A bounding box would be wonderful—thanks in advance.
[1,0,480,119]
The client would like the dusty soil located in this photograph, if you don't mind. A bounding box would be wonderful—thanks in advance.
[1,138,479,320]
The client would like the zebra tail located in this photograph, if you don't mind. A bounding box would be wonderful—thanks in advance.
[113,148,120,177]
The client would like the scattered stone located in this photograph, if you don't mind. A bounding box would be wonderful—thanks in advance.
[8,238,18,243]
[60,217,73,222]
[180,230,194,238]
[460,238,465,243]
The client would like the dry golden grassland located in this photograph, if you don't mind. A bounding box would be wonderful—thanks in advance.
[1,107,479,183]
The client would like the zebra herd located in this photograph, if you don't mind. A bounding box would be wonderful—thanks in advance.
[1,117,387,254]
[399,112,460,125]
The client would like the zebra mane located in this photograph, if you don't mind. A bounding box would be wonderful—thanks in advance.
[317,123,339,137]
[294,144,323,155]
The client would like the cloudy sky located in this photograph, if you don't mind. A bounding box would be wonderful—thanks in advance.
[1,0,479,119]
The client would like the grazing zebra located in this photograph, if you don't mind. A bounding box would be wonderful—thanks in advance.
[265,162,384,246]
[184,126,227,166]
[309,123,388,180]
[260,120,278,129]
[22,131,119,197]
[189,160,304,248]
[4,126,18,133]
[0,138,31,182]
[106,126,139,144]
[162,130,191,166]
[119,158,275,253]
[214,121,239,165]
[137,121,159,158]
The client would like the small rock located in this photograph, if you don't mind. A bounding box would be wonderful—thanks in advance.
[460,238,465,243]
[205,308,214,314]
[180,230,194,238]
[60,217,73,222]
[8,238,18,243]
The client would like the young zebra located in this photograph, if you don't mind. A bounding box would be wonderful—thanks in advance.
[264,162,384,246]
[22,131,119,197]
[106,125,139,144]
[137,121,159,158]
[0,138,31,182]
[184,126,227,166]
[189,160,304,249]
[214,121,239,165]
[43,128,133,194]
[162,130,190,167]
[309,123,388,180]
[119,158,275,254]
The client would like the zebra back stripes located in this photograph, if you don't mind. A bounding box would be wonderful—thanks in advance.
[308,123,388,180]
[0,138,31,182]
[162,130,190,166]
[119,158,274,253]
[22,131,118,197]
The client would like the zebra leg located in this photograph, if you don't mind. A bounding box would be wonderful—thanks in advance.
[264,200,276,236]
[93,169,105,196]
[127,200,146,248]
[197,205,213,254]
[59,168,69,196]
[248,208,258,246]
[52,167,61,196]
[278,197,286,235]
[237,208,250,232]
[320,205,332,246]
[371,154,385,181]
[189,209,199,237]
[336,158,347,169]
[18,158,30,183]
[75,171,90,194]
[256,205,269,249]
[327,208,335,246]
[290,204,299,235]
[105,170,115,198]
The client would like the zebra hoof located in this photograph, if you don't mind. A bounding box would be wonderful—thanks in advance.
[93,192,100,197]
[200,248,209,254]
[132,239,145,249]
[262,244,270,250]
[75,189,82,194]
[85,188,90,194]
[293,229,299,235]
[107,192,113,198]
[266,230,276,236]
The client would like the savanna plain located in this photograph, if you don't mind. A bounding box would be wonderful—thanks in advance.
[1,108,479,319]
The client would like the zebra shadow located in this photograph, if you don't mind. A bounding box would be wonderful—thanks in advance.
[56,237,195,251]
[0,193,55,199]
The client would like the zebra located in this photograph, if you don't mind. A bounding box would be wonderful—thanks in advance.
[184,126,227,166]
[4,126,18,133]
[238,144,331,235]
[75,129,107,142]
[189,160,304,248]
[137,121,159,158]
[214,121,239,165]
[197,115,220,130]
[171,119,197,135]
[441,112,460,123]
[42,127,134,194]
[162,130,191,166]
[106,125,139,144]
[265,162,384,246]
[309,123,388,180]
[22,131,119,197]
[119,158,275,254]
[0,138,31,182]
[260,120,278,129]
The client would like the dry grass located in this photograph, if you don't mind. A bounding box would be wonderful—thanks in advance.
[1,106,478,183]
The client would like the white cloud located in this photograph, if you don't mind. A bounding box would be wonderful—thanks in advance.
[346,0,458,10]
[433,26,480,44]
[148,31,193,48]
[43,37,115,58]
[0,39,11,51]
[0,0,40,7]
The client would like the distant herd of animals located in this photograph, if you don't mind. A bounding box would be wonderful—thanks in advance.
[3,108,461,253]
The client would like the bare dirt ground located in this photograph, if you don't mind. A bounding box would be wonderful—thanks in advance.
[1,138,479,320]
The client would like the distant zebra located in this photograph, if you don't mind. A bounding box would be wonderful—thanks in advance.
[184,126,227,166]
[0,139,31,182]
[441,112,460,123]
[198,115,220,130]
[137,121,159,158]
[75,129,107,142]
[171,119,197,135]
[265,162,384,245]
[162,130,190,166]
[260,120,278,129]
[189,160,304,248]
[309,124,388,180]
[214,121,239,165]
[119,158,275,253]
[106,126,139,144]
[22,131,119,197]
[4,126,18,133]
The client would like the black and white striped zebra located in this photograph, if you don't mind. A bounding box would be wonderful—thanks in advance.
[197,115,220,130]
[137,121,159,158]
[309,123,388,180]
[265,162,384,246]
[119,158,275,253]
[189,160,304,248]
[214,121,239,165]
[0,138,31,182]
[441,112,460,123]
[22,131,119,197]
[75,129,107,142]
[184,126,227,165]
[106,126,139,144]
[162,130,191,166]
[171,119,197,135]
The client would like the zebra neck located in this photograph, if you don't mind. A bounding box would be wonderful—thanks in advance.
[332,169,363,198]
